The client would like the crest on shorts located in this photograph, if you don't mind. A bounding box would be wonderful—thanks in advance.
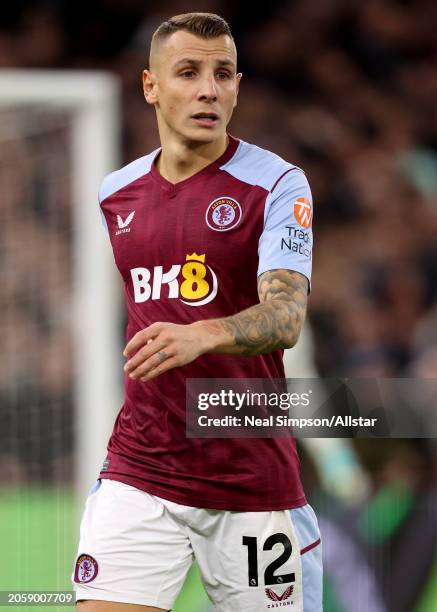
[74,553,99,583]
[205,197,242,231]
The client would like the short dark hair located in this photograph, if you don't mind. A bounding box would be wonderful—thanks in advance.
[152,12,233,44]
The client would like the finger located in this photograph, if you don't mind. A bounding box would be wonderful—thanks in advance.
[124,338,167,373]
[123,322,163,358]
[128,347,174,380]
[140,356,181,382]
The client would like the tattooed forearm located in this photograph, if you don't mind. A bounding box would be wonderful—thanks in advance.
[201,270,308,356]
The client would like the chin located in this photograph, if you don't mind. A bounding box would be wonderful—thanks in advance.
[184,127,224,145]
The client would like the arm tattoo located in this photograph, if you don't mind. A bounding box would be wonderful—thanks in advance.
[219,270,308,355]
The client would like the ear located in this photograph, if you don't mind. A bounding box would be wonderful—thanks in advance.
[234,72,242,108]
[143,69,158,104]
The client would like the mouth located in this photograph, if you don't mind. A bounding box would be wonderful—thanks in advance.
[191,112,219,126]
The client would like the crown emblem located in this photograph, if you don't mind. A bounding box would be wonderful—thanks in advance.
[186,253,205,263]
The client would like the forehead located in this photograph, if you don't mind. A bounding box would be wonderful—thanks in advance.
[160,30,236,66]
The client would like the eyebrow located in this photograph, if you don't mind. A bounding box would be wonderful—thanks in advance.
[173,58,235,69]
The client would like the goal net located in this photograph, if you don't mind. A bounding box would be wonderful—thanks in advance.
[0,70,122,597]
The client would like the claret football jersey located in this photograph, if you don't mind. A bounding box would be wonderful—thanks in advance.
[98,134,313,511]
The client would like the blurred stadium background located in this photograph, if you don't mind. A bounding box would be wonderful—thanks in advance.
[1,1,436,611]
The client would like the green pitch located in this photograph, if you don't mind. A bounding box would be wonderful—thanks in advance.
[8,486,433,612]
[0,486,209,612]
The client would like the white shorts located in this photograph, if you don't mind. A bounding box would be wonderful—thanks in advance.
[72,479,323,611]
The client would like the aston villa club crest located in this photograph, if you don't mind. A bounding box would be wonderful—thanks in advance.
[206,197,242,231]
[74,554,99,584]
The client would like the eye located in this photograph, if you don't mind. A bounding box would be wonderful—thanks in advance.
[180,70,195,78]
[217,71,231,80]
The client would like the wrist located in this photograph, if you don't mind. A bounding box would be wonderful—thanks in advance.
[191,319,227,354]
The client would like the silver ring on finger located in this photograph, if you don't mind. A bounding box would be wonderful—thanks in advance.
[157,351,168,363]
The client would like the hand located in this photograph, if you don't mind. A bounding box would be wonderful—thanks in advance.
[123,321,209,382]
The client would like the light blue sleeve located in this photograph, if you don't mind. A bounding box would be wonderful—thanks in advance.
[257,169,313,288]
[95,150,159,234]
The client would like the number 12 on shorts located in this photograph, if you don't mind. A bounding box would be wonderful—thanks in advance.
[242,533,295,587]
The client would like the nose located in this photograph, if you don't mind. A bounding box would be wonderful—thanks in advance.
[197,74,217,102]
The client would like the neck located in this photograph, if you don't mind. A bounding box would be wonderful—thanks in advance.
[156,131,229,184]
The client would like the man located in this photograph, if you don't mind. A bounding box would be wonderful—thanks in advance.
[73,12,322,612]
